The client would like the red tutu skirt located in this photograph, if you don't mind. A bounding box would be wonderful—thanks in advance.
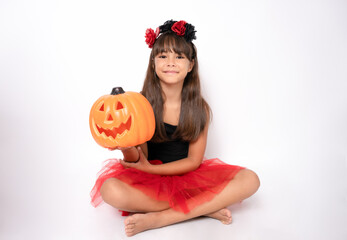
[90,158,244,214]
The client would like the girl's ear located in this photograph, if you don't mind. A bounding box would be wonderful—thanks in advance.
[188,59,195,72]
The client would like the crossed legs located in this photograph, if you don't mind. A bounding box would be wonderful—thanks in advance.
[100,169,260,236]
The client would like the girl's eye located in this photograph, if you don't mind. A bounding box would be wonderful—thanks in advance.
[177,55,185,59]
[158,55,166,59]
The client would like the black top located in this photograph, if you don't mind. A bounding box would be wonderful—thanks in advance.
[147,123,189,164]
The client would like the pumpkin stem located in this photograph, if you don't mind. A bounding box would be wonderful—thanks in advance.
[111,87,125,95]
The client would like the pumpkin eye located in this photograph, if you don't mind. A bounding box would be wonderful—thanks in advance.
[99,103,104,111]
[116,102,124,110]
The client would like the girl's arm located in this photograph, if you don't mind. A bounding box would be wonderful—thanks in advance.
[121,123,209,175]
[121,142,148,162]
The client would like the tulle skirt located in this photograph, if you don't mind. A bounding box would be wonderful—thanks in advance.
[90,158,244,214]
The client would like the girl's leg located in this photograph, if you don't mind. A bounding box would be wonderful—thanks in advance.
[100,176,231,222]
[124,169,260,237]
[100,178,170,212]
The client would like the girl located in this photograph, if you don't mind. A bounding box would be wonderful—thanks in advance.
[90,20,260,237]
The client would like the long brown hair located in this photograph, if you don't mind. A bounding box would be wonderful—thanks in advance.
[142,32,211,143]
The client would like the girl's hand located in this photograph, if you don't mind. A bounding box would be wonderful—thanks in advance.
[120,147,152,173]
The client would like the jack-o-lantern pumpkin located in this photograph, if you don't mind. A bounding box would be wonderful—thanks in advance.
[89,87,155,148]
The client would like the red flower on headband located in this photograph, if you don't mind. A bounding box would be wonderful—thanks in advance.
[171,20,187,36]
[145,28,157,48]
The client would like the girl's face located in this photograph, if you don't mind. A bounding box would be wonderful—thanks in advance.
[154,50,194,86]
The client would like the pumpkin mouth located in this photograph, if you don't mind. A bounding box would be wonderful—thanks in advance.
[95,116,132,139]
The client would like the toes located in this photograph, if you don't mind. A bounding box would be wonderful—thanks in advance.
[223,215,232,225]
[219,209,232,224]
[125,223,135,230]
[221,209,231,220]
[124,214,143,236]
[124,216,136,234]
[124,216,136,225]
[125,223,136,236]
[125,228,135,236]
[221,208,231,217]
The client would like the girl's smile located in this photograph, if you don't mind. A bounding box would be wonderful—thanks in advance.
[154,51,194,85]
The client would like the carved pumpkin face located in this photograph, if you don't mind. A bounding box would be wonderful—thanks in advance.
[89,87,155,148]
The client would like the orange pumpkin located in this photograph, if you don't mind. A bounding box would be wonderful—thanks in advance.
[89,87,155,148]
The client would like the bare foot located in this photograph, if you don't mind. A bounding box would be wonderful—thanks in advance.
[124,212,159,237]
[124,209,232,236]
[205,208,232,224]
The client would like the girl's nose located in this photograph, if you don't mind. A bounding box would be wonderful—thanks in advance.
[167,56,176,66]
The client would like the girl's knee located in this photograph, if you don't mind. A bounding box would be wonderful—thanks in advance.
[238,169,260,193]
[100,178,127,208]
[100,179,115,203]
[249,169,260,191]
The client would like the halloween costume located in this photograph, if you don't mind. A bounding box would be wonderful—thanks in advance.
[90,123,244,214]
[90,20,245,214]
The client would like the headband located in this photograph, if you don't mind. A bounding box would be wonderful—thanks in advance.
[145,20,197,48]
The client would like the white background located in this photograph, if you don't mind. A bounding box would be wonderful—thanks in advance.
[1,0,346,239]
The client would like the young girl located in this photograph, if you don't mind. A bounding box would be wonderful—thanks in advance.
[90,20,260,237]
